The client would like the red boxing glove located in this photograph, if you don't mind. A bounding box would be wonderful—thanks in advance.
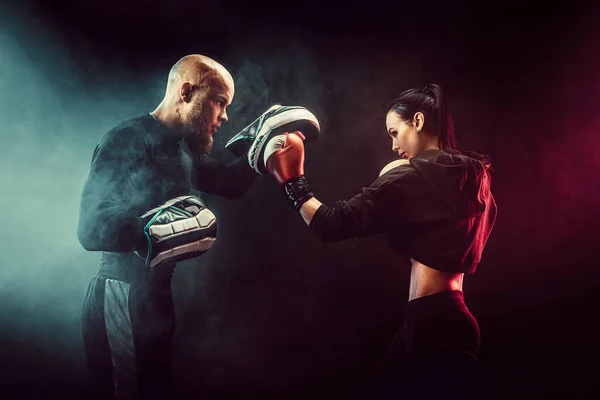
[264,131,306,186]
[263,131,314,210]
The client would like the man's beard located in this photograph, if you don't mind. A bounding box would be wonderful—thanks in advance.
[182,100,214,156]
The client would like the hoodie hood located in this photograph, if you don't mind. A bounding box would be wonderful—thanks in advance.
[409,149,492,217]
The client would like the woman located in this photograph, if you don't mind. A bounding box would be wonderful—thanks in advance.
[264,84,497,398]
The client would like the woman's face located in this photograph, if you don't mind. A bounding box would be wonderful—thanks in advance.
[386,110,436,159]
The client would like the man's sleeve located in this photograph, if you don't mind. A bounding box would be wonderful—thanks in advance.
[77,131,148,252]
[191,155,258,199]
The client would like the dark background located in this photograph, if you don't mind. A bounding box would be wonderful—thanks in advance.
[1,0,599,398]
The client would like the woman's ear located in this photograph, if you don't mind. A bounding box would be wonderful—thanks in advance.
[413,112,425,133]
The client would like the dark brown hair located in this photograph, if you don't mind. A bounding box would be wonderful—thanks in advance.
[387,84,457,150]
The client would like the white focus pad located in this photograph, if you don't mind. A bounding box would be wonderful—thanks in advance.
[149,208,216,240]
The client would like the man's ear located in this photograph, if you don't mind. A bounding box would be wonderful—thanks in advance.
[180,82,193,103]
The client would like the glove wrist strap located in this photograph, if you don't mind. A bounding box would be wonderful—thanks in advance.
[283,176,314,210]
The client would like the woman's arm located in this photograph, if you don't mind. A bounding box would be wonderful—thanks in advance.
[299,159,409,226]
[266,132,410,242]
[299,197,322,225]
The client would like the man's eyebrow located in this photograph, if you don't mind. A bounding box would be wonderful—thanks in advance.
[214,94,230,104]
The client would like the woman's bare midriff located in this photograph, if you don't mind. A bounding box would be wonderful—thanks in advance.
[408,259,464,301]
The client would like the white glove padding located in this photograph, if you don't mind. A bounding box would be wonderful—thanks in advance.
[379,159,410,177]
[224,105,319,174]
[135,195,217,268]
[262,133,289,168]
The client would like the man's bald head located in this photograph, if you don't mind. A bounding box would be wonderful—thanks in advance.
[166,54,234,99]
[153,54,235,156]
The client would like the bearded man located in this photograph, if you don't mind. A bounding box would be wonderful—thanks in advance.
[77,54,256,399]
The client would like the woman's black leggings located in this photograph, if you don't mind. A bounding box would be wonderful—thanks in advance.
[369,290,480,399]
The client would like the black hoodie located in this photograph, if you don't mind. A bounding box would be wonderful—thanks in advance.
[309,149,497,273]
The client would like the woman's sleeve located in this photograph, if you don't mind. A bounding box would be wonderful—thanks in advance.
[308,166,416,242]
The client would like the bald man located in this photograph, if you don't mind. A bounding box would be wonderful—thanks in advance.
[77,55,256,399]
